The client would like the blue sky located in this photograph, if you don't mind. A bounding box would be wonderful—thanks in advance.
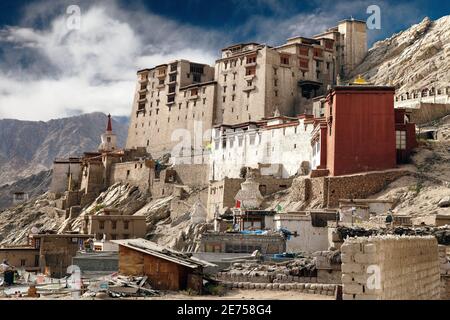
[0,0,448,120]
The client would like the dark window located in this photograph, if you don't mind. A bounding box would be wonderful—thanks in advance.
[190,64,204,74]
[124,221,129,230]
[193,73,201,83]
[281,56,290,65]
[112,221,117,230]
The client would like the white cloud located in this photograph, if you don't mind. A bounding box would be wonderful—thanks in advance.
[0,1,223,121]
[0,0,424,121]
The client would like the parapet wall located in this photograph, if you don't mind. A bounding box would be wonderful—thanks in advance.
[341,235,440,300]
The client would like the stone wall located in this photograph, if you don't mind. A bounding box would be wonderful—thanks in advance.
[341,235,441,300]
[326,170,409,208]
[290,170,409,209]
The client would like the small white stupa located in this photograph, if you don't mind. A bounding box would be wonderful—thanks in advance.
[98,114,117,152]
[234,173,264,209]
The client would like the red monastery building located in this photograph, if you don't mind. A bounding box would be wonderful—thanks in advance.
[311,78,417,177]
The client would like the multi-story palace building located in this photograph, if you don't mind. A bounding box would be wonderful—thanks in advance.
[125,19,368,159]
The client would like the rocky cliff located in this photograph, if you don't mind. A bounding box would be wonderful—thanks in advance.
[0,112,128,185]
[348,16,450,94]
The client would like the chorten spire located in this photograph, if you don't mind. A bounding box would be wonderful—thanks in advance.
[106,114,113,132]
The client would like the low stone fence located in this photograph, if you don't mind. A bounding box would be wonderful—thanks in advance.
[217,272,318,284]
[341,235,440,300]
[221,281,337,296]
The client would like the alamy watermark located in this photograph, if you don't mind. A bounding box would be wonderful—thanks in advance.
[366,5,381,30]
[66,5,81,31]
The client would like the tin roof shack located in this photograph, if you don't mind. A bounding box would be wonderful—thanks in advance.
[199,232,286,254]
[0,246,40,272]
[29,233,93,278]
[234,209,276,231]
[82,208,147,241]
[112,239,215,292]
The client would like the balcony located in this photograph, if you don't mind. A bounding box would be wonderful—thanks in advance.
[189,94,199,100]
[243,85,255,92]
[156,71,167,79]
[244,61,257,68]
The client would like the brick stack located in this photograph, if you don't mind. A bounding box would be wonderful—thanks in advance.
[341,235,440,300]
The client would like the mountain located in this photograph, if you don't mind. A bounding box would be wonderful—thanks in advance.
[0,170,52,210]
[348,16,450,94]
[0,112,128,185]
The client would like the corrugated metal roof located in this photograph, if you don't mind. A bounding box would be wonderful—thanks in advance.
[112,239,216,269]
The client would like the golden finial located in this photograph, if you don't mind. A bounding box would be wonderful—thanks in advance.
[353,75,367,85]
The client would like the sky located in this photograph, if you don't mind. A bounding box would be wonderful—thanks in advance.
[0,0,448,121]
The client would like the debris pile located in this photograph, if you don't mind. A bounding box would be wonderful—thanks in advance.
[84,275,159,298]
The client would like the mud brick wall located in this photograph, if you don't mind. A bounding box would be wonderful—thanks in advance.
[173,164,210,187]
[439,245,450,300]
[341,235,440,300]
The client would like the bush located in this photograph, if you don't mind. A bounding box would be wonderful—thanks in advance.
[204,283,227,296]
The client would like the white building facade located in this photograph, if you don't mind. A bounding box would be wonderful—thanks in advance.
[210,116,315,180]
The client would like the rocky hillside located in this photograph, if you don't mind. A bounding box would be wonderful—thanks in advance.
[0,182,209,249]
[348,15,450,94]
[0,170,52,210]
[0,112,128,185]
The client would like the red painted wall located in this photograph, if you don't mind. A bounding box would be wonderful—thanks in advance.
[326,87,397,176]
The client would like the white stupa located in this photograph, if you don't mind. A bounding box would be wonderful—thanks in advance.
[98,114,117,152]
[234,174,264,209]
